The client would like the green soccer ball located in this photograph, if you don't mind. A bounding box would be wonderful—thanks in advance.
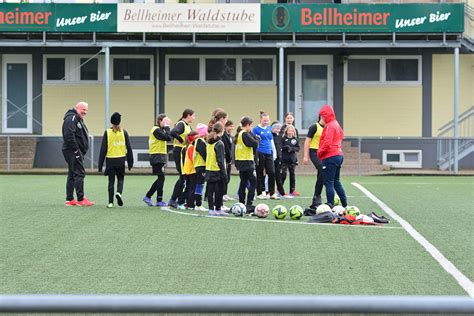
[346,205,360,217]
[334,195,341,206]
[272,205,288,220]
[289,205,303,220]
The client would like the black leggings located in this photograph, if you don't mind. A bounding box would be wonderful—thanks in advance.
[274,159,285,196]
[107,169,124,204]
[281,162,296,194]
[184,174,197,207]
[238,169,256,206]
[146,174,165,202]
[207,179,225,211]
[256,152,275,195]
[171,147,185,202]
[195,167,206,207]
[310,149,324,206]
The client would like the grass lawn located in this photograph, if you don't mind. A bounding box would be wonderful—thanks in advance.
[0,174,472,296]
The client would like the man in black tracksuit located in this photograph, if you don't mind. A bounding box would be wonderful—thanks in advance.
[62,102,94,206]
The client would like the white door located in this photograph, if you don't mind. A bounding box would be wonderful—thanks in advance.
[288,55,333,133]
[2,55,33,133]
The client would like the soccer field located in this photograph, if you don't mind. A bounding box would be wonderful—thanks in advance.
[0,174,472,296]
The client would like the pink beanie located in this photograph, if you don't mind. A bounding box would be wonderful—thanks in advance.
[196,123,208,137]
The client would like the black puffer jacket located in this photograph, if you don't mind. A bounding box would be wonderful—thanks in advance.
[62,109,89,155]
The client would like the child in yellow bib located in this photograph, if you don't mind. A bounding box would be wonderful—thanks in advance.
[143,114,172,207]
[205,122,227,216]
[179,131,198,209]
[98,112,134,208]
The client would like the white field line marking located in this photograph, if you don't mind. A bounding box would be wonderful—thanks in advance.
[161,207,403,230]
[352,182,474,298]
[355,182,473,185]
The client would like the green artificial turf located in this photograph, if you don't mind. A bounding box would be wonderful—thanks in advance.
[0,174,471,296]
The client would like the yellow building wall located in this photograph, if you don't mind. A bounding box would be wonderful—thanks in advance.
[344,86,422,136]
[164,86,277,128]
[432,54,474,137]
[42,85,155,136]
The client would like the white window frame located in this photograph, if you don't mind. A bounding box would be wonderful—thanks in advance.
[132,149,150,168]
[344,55,422,86]
[43,55,70,83]
[166,55,276,86]
[43,55,103,84]
[2,54,33,134]
[110,55,154,85]
[382,149,422,168]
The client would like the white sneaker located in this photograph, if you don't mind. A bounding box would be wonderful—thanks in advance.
[257,193,270,200]
[221,205,230,212]
[223,195,235,201]
[194,205,207,211]
[270,194,281,200]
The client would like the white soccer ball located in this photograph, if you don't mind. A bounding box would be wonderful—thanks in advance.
[255,203,270,218]
[231,203,246,217]
[332,205,346,216]
[316,204,332,215]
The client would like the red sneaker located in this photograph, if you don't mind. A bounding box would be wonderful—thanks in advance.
[65,200,77,206]
[77,198,95,207]
[291,191,301,196]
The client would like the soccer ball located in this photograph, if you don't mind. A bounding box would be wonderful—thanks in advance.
[289,205,303,220]
[346,205,361,217]
[332,205,346,216]
[255,203,269,218]
[316,204,332,215]
[231,203,246,217]
[334,195,341,206]
[272,205,288,220]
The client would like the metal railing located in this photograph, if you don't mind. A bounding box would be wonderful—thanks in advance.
[1,294,474,314]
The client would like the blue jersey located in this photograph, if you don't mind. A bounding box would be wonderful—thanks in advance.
[253,125,273,155]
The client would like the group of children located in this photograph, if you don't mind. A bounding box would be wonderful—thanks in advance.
[98,106,348,216]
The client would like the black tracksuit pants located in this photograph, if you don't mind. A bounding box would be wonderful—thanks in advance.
[107,168,124,204]
[171,147,185,202]
[256,152,275,195]
[310,149,324,207]
[238,169,256,206]
[207,179,225,211]
[63,149,86,201]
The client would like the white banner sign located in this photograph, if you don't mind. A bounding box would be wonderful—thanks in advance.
[117,4,260,33]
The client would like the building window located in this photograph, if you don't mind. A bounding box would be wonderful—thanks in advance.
[166,55,276,85]
[386,59,418,81]
[113,58,150,81]
[383,150,422,168]
[46,58,65,81]
[169,58,199,81]
[242,58,273,81]
[205,58,236,81]
[347,59,380,81]
[345,56,421,85]
[80,58,98,81]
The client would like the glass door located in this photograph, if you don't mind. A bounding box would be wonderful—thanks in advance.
[288,56,333,133]
[2,55,32,133]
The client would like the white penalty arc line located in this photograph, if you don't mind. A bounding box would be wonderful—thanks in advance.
[352,182,474,298]
[161,207,403,230]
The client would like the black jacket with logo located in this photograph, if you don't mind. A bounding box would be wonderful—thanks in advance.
[62,109,89,155]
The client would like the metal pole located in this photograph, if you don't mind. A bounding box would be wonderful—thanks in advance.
[104,46,110,130]
[1,295,474,314]
[7,136,10,171]
[453,47,459,173]
[278,47,284,122]
[89,135,94,170]
[357,137,361,176]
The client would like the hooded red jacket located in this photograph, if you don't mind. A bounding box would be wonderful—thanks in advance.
[317,105,344,161]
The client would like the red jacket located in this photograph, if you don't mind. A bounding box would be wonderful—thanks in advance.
[317,105,344,161]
